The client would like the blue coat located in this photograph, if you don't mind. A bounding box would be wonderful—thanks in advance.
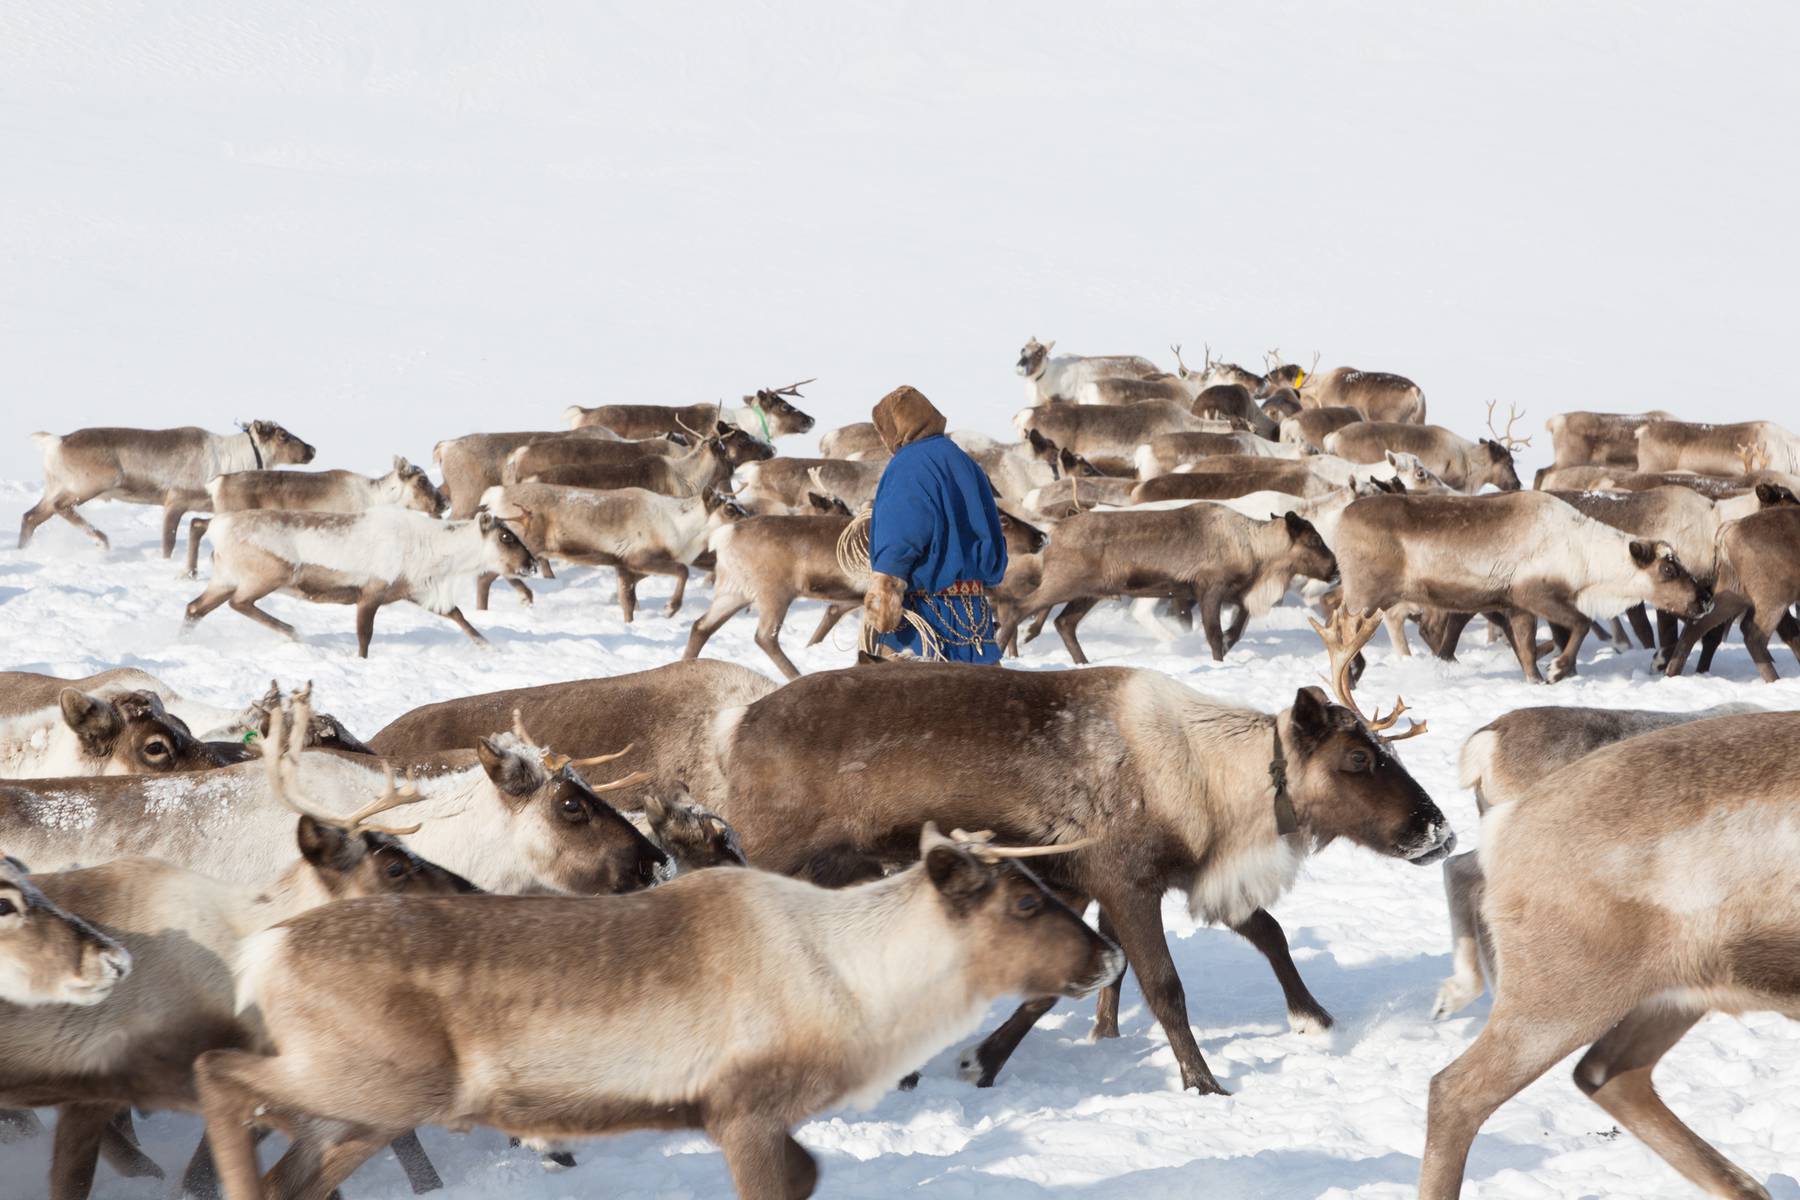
[869,434,1007,663]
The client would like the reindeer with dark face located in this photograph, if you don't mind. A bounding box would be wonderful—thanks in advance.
[705,655,1449,1095]
[0,856,132,1008]
[184,508,537,657]
[565,380,818,441]
[1268,352,1427,423]
[0,688,231,778]
[22,421,316,557]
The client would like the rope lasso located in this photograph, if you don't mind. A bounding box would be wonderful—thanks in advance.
[834,511,944,661]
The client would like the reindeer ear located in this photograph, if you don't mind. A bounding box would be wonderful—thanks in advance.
[296,816,361,872]
[925,842,993,914]
[477,513,495,533]
[715,421,731,436]
[477,737,541,800]
[1384,450,1400,467]
[1628,539,1657,568]
[1283,511,1306,538]
[59,689,122,753]
[1027,428,1049,452]
[1287,686,1333,745]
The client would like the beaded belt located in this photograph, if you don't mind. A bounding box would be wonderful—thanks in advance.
[908,579,986,598]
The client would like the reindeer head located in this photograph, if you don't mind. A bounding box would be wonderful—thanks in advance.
[712,422,777,466]
[0,858,133,1007]
[388,456,449,516]
[1383,451,1454,494]
[748,379,817,436]
[998,509,1049,556]
[476,513,538,579]
[1627,540,1711,620]
[1277,512,1338,583]
[641,789,746,870]
[244,420,317,466]
[59,688,230,774]
[1016,338,1054,379]
[476,715,672,895]
[918,824,1122,1001]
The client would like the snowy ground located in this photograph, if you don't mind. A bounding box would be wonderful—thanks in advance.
[2,485,1797,1199]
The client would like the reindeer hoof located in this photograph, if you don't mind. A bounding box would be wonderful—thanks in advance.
[897,1071,921,1091]
[1288,1007,1334,1035]
[1090,1020,1120,1041]
[1431,977,1484,1020]
[956,1046,999,1088]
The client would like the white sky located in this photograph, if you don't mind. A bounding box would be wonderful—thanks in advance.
[3,1,1796,481]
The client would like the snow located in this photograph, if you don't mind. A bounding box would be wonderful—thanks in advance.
[3,2,1799,1196]
[3,489,1798,1199]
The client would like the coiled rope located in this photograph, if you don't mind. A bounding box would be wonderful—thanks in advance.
[834,510,944,661]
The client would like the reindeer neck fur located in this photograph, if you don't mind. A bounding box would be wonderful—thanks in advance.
[211,429,269,476]
[668,441,727,491]
[233,859,343,939]
[722,405,773,442]
[1117,674,1307,926]
[1564,521,1655,620]
[768,868,996,1109]
[0,710,89,779]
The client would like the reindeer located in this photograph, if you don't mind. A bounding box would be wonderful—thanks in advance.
[1015,400,1226,474]
[953,429,1098,505]
[432,426,622,519]
[367,660,778,813]
[994,508,1338,664]
[1131,451,1447,503]
[475,482,746,618]
[565,380,817,441]
[1419,710,1800,1200]
[21,422,316,557]
[1332,490,1713,682]
[817,422,890,461]
[0,697,471,1200]
[1015,337,1160,405]
[1660,504,1800,681]
[1268,352,1427,423]
[1634,417,1800,476]
[183,458,447,576]
[1431,701,1761,1022]
[500,432,690,486]
[192,824,1118,1200]
[1184,343,1269,393]
[702,646,1447,1094]
[1133,430,1307,479]
[0,856,131,1008]
[1322,402,1528,493]
[184,508,536,657]
[0,687,231,778]
[1280,406,1365,452]
[733,457,884,515]
[1545,409,1674,468]
[517,423,773,496]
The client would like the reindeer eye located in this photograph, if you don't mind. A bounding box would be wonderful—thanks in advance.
[557,796,589,824]
[144,740,170,758]
[1346,749,1372,772]
[0,899,15,917]
[1012,891,1043,919]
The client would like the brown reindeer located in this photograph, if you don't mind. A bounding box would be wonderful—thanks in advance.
[519,423,773,496]
[1280,406,1365,452]
[22,422,316,557]
[1015,399,1215,473]
[193,825,1119,1200]
[1544,409,1674,468]
[1419,711,1799,1199]
[1269,353,1427,423]
[432,426,623,519]
[816,421,889,461]
[1333,491,1713,682]
[734,456,885,514]
[1661,505,1800,681]
[994,508,1338,663]
[500,432,689,485]
[1322,402,1527,492]
[704,657,1450,1094]
[565,380,817,440]
[1132,430,1306,479]
[0,856,131,1008]
[1634,417,1800,477]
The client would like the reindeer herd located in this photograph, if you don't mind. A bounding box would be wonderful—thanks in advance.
[2,345,1797,1199]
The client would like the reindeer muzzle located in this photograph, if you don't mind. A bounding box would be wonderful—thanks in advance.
[1405,825,1457,866]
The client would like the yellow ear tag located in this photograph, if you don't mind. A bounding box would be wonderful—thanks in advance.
[1294,369,1306,386]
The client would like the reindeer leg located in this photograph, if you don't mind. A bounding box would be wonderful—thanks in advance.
[683,593,751,660]
[615,567,642,623]
[1432,850,1488,1020]
[1024,605,1052,643]
[185,516,211,578]
[1091,907,1123,1039]
[1222,597,1251,652]
[54,501,110,550]
[355,599,381,658]
[160,497,187,559]
[1544,612,1592,683]
[1777,609,1800,669]
[1430,611,1475,662]
[711,1115,816,1200]
[98,1110,164,1181]
[388,1130,442,1194]
[753,597,802,680]
[228,591,298,641]
[1099,883,1225,1094]
[959,995,1061,1087]
[48,1102,114,1200]
[507,577,535,607]
[1233,907,1333,1034]
[1052,595,1100,665]
[658,563,689,615]
[1198,589,1228,662]
[1625,603,1656,649]
[1741,607,1781,682]
[806,602,855,646]
[1696,617,1732,673]
[19,492,60,548]
[474,572,495,611]
[1384,609,1412,656]
[1653,608,1680,672]
[1504,611,1543,683]
[1664,598,1743,677]
[442,606,488,651]
[1572,1005,1768,1199]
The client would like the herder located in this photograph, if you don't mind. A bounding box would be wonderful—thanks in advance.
[863,386,1008,663]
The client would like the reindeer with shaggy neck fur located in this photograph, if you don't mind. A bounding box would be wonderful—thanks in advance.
[706,663,1451,1095]
[193,825,1119,1200]
[1420,710,1800,1199]
[1015,336,1160,405]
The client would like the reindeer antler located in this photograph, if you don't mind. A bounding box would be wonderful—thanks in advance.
[1737,442,1772,474]
[1264,346,1283,372]
[1203,342,1217,370]
[1170,343,1191,379]
[265,689,426,836]
[761,378,816,399]
[1485,400,1533,450]
[1307,608,1428,741]
[510,710,644,789]
[945,827,1096,861]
